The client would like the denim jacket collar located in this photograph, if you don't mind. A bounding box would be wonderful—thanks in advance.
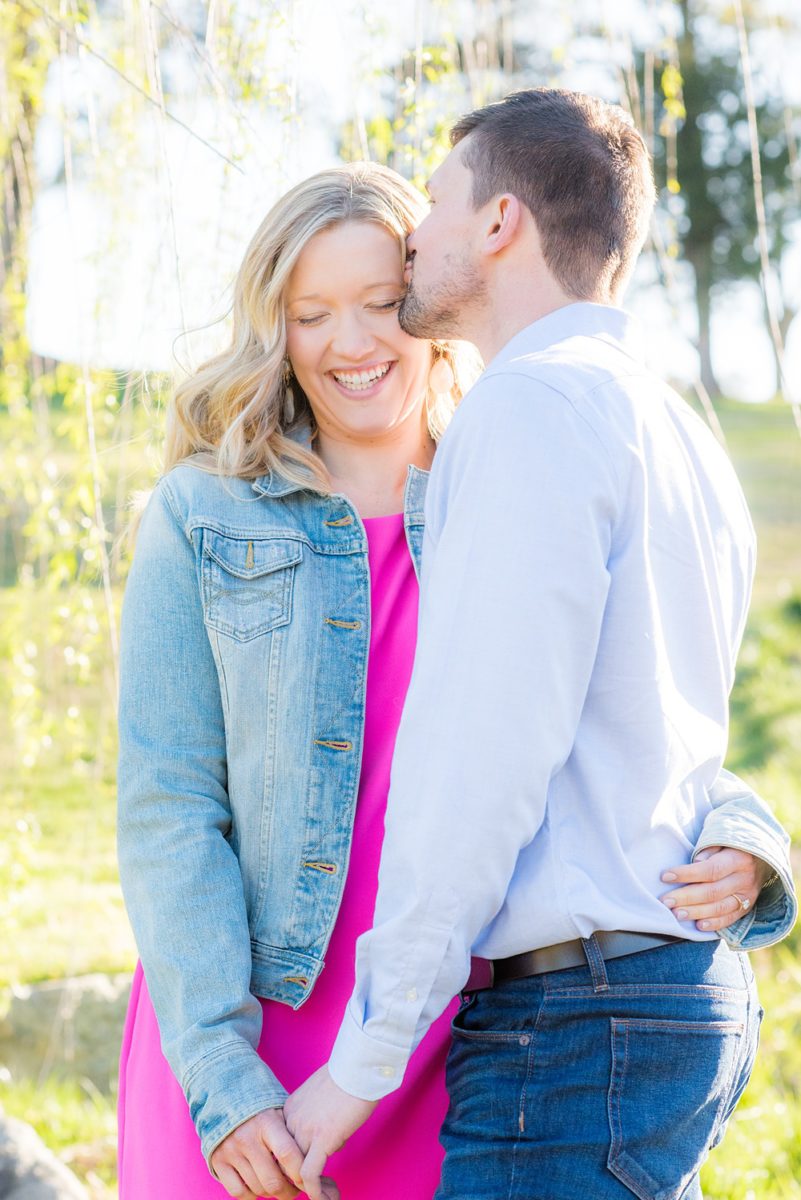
[251,461,430,510]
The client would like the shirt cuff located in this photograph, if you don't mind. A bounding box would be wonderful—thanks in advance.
[328,1002,412,1101]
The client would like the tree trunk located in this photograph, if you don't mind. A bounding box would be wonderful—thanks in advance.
[681,238,719,393]
[686,242,720,397]
[695,272,719,398]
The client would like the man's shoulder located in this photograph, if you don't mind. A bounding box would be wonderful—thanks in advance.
[486,332,649,402]
[452,338,640,468]
[436,354,624,502]
[475,336,722,458]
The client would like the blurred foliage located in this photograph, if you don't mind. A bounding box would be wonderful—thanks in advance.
[668,0,798,395]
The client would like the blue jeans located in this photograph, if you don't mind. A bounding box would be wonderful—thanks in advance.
[435,937,761,1200]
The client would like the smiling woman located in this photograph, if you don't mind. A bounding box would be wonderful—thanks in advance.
[116,162,478,1200]
[284,221,435,513]
[163,163,472,498]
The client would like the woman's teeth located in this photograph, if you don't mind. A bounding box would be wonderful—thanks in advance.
[332,363,391,391]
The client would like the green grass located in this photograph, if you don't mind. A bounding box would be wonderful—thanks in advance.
[1,395,800,1196]
[715,398,801,607]
[0,586,136,990]
[1,764,136,987]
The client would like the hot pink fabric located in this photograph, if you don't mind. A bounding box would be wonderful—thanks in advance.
[118,513,456,1198]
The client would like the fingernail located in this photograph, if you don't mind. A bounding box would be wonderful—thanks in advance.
[662,895,676,908]
[662,872,678,882]
[675,909,688,920]
[698,921,711,930]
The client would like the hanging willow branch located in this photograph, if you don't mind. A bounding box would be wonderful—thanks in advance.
[58,0,119,696]
[20,0,245,172]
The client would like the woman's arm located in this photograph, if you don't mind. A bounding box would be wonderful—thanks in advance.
[659,768,797,948]
[117,479,291,1169]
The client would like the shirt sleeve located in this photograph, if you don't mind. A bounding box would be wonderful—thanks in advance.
[328,373,620,1099]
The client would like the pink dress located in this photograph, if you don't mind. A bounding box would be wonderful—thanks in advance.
[118,513,456,1198]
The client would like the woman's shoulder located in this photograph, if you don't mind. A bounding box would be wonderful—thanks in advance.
[159,463,272,520]
[155,460,296,536]
[162,459,255,501]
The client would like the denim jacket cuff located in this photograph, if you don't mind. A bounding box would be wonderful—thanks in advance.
[184,1040,289,1167]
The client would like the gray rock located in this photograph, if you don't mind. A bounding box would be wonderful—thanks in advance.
[0,975,132,1090]
[0,1107,88,1198]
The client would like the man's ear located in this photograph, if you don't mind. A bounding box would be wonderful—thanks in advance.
[482,194,523,257]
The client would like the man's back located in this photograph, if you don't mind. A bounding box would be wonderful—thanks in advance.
[432,304,756,957]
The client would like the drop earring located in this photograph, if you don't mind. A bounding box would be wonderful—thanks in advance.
[428,356,455,395]
[282,358,296,424]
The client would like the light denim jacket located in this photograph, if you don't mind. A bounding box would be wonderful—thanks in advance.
[117,460,796,1164]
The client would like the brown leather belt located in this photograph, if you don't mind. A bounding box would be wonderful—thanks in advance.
[464,930,683,993]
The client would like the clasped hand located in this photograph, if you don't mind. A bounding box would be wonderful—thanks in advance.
[211,846,771,1199]
[210,1068,375,1200]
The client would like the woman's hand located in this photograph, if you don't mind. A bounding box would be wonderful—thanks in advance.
[210,1107,304,1200]
[660,845,775,932]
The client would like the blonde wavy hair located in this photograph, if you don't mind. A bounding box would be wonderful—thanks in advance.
[165,161,478,490]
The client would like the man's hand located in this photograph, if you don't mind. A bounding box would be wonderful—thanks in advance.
[660,846,775,932]
[284,1066,378,1200]
[210,1107,305,1200]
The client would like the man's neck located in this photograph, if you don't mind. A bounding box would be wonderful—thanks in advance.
[469,277,600,364]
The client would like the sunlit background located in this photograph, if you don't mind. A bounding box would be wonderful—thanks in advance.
[2,2,801,1196]
[20,0,801,399]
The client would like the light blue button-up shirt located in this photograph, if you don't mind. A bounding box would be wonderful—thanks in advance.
[329,302,789,1099]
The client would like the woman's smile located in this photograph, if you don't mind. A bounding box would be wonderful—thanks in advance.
[328,360,396,396]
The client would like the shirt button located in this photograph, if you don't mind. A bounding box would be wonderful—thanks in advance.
[378,1065,395,1078]
[406,988,418,1002]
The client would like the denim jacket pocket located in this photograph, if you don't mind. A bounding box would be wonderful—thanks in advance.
[201,532,302,641]
[607,1016,744,1200]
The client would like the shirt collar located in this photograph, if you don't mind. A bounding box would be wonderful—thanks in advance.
[486,302,643,372]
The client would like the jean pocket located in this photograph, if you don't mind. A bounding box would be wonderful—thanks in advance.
[607,1017,744,1200]
[201,532,302,641]
[451,992,533,1043]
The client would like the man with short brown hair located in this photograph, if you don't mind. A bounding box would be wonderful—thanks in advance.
[287,89,770,1199]
[410,87,656,322]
